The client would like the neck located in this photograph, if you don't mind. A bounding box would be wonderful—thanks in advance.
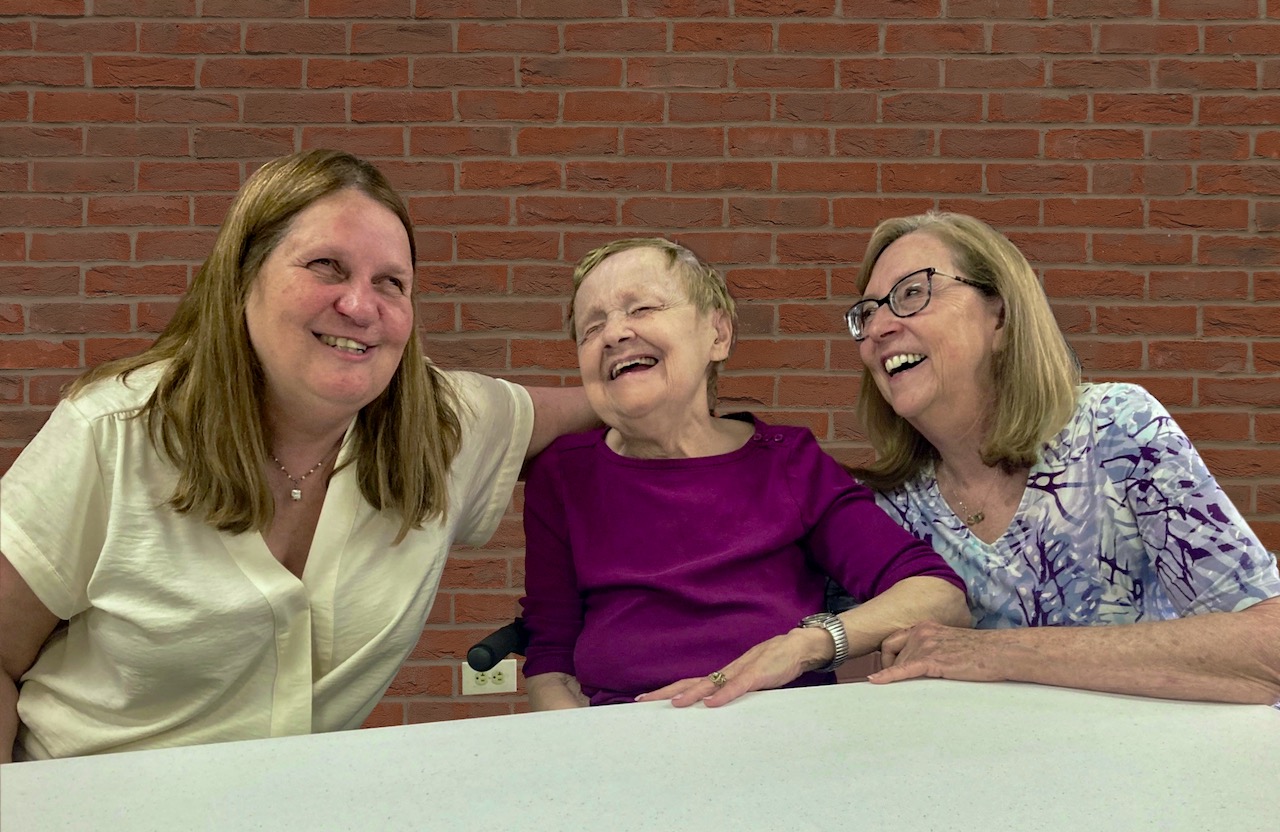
[262,409,351,471]
[608,412,745,459]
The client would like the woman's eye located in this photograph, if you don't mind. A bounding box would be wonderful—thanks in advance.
[579,324,602,343]
[630,306,656,316]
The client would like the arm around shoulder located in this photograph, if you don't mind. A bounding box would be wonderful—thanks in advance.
[522,385,599,461]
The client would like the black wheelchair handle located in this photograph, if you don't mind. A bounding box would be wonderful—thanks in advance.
[466,618,527,672]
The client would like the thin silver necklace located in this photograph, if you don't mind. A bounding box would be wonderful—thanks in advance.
[270,451,332,502]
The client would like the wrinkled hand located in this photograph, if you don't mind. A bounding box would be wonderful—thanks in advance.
[637,630,822,708]
[869,622,1008,685]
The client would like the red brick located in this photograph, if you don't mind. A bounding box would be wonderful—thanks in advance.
[564,21,668,52]
[1043,199,1144,228]
[88,195,189,226]
[1094,233,1193,265]
[350,92,452,123]
[833,197,936,229]
[193,127,295,159]
[0,306,23,335]
[351,22,452,53]
[566,162,666,192]
[1095,304,1196,335]
[136,93,239,124]
[310,0,411,16]
[1199,236,1280,266]
[414,57,514,89]
[669,92,772,123]
[885,23,985,53]
[947,57,1045,89]
[86,265,188,296]
[0,340,79,369]
[94,56,195,88]
[410,126,511,157]
[735,0,830,14]
[0,233,26,261]
[940,128,1040,158]
[140,21,239,53]
[775,93,876,124]
[776,233,868,265]
[777,301,849,334]
[34,91,134,123]
[461,301,564,332]
[138,161,239,192]
[1094,94,1194,124]
[509,338,576,370]
[728,268,826,300]
[0,21,31,50]
[774,22,875,53]
[1258,132,1280,159]
[1201,96,1280,125]
[412,0,516,17]
[0,91,27,121]
[883,93,983,123]
[1149,199,1249,230]
[949,0,1046,16]
[0,56,83,86]
[516,196,615,226]
[0,408,55,444]
[457,231,558,262]
[717,375,774,408]
[1055,0,1152,16]
[202,0,297,15]
[35,20,136,52]
[135,230,218,261]
[778,162,876,193]
[1006,231,1086,263]
[1170,411,1251,444]
[244,23,346,54]
[671,161,771,192]
[31,161,132,194]
[735,58,835,89]
[511,265,571,296]
[649,232,771,265]
[300,126,404,157]
[409,195,509,228]
[1148,270,1248,301]
[1099,23,1199,54]
[1043,268,1144,298]
[1092,163,1190,196]
[732,338,826,370]
[1045,129,1144,160]
[30,232,129,262]
[28,303,131,334]
[309,57,408,89]
[1149,340,1248,373]
[728,197,827,228]
[458,22,558,53]
[517,126,618,157]
[1150,129,1249,161]
[727,127,829,158]
[840,58,939,91]
[778,374,858,408]
[986,164,1088,194]
[1259,202,1280,232]
[992,23,1092,53]
[623,126,721,157]
[1157,59,1258,89]
[989,92,1088,122]
[0,266,80,294]
[1200,380,1280,410]
[1052,59,1150,89]
[1205,25,1280,55]
[835,128,934,158]
[201,57,304,90]
[460,161,560,190]
[627,57,727,89]
[1068,338,1143,371]
[419,265,507,296]
[564,91,663,123]
[621,197,723,229]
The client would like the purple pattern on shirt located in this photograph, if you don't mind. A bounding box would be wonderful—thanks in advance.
[520,415,965,705]
[876,383,1280,629]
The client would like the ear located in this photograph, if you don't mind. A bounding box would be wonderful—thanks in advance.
[710,309,733,362]
[988,296,1008,352]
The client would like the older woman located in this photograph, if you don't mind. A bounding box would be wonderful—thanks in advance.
[519,238,969,710]
[0,149,593,762]
[844,211,1280,704]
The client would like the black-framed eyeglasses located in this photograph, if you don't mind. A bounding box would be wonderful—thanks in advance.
[845,267,985,341]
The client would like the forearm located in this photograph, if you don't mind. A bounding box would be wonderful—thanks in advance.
[522,385,599,460]
[1,675,17,764]
[526,672,589,711]
[839,576,970,656]
[969,597,1280,704]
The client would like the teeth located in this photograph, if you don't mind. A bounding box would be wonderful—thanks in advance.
[610,356,657,380]
[884,353,925,374]
[321,335,368,354]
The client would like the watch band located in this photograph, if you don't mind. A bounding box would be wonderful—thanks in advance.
[799,613,849,673]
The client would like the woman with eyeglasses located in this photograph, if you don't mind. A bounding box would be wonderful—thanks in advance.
[844,211,1280,704]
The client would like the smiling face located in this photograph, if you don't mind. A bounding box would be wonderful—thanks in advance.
[856,231,1004,435]
[244,187,414,432]
[572,246,731,435]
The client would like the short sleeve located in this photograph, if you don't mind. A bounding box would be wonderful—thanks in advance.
[1094,384,1280,615]
[443,371,535,547]
[0,398,111,619]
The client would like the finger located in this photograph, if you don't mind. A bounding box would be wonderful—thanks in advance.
[867,661,925,685]
[637,677,703,703]
[879,628,911,668]
[671,678,720,708]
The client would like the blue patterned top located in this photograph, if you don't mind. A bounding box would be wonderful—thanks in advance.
[875,383,1280,629]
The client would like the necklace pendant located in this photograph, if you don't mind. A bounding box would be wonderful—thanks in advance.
[290,488,302,501]
[966,511,984,526]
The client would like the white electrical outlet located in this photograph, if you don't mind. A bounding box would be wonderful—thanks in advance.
[462,658,518,695]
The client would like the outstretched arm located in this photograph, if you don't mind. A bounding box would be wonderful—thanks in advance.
[872,596,1280,704]
[522,385,598,461]
[641,575,968,708]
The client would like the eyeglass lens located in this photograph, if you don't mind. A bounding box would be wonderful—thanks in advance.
[849,269,933,339]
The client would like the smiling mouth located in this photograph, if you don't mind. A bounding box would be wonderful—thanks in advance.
[884,353,926,376]
[609,357,658,380]
[319,334,369,355]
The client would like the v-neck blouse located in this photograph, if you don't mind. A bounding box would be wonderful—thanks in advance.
[2,363,532,760]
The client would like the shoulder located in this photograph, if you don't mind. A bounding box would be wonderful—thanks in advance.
[1054,382,1170,447]
[63,362,164,423]
[744,415,819,449]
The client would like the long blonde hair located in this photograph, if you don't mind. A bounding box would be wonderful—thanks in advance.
[848,211,1079,491]
[70,149,461,542]
[569,237,737,413]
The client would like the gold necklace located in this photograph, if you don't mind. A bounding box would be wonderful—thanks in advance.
[270,451,332,502]
[940,468,998,527]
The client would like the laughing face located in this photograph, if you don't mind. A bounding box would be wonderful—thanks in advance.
[572,247,730,434]
[856,231,1004,433]
[244,187,414,430]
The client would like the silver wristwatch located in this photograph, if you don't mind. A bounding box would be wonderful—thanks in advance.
[799,613,849,673]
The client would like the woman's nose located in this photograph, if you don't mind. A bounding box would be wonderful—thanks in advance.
[861,304,899,341]
[334,280,378,325]
[600,311,632,346]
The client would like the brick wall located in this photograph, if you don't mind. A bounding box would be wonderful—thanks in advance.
[2,2,1278,723]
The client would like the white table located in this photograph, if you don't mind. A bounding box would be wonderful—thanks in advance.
[3,680,1277,831]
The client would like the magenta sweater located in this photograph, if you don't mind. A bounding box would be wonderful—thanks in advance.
[519,415,965,705]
